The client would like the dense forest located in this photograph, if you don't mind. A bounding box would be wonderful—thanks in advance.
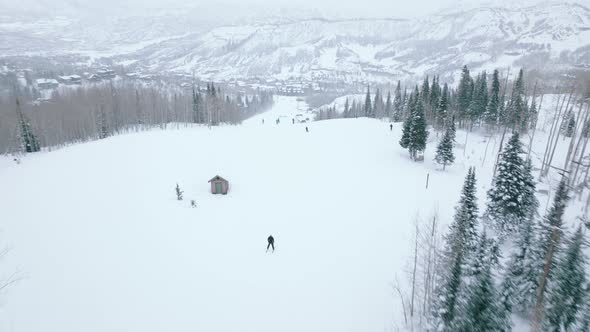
[325,66,590,331]
[0,81,274,154]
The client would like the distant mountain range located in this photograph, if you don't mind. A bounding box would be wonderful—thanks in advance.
[2,2,590,83]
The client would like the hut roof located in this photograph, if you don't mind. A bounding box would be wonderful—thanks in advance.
[208,175,228,183]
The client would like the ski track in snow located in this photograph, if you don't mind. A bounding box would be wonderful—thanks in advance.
[0,95,584,332]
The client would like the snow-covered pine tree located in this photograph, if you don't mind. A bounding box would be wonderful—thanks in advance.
[364,86,373,118]
[343,98,350,118]
[96,104,110,140]
[483,69,501,129]
[448,118,457,143]
[484,132,535,235]
[467,72,487,129]
[499,205,539,326]
[530,177,569,332]
[574,282,590,331]
[175,183,183,200]
[435,125,455,170]
[393,81,403,122]
[543,226,587,331]
[436,84,450,130]
[421,76,430,105]
[429,75,441,112]
[399,88,429,161]
[528,97,538,130]
[16,98,40,153]
[507,69,527,132]
[564,112,576,138]
[408,96,429,160]
[430,168,479,330]
[385,91,392,120]
[399,92,414,151]
[457,65,473,126]
[373,88,384,118]
[454,231,502,332]
[498,158,540,321]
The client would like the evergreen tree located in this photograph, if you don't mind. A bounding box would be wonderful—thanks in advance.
[543,226,587,331]
[364,86,373,118]
[343,98,350,118]
[499,188,538,324]
[484,69,501,128]
[97,104,110,140]
[192,86,204,124]
[457,66,473,124]
[507,69,527,131]
[436,83,450,129]
[385,91,392,120]
[421,75,430,105]
[373,88,383,118]
[574,282,590,331]
[399,88,429,160]
[528,97,538,130]
[431,168,479,330]
[175,183,183,200]
[15,98,40,153]
[409,97,429,160]
[485,133,535,235]
[448,117,457,143]
[393,81,403,122]
[454,231,502,332]
[530,178,570,330]
[435,124,455,170]
[429,75,441,111]
[467,72,487,128]
[564,112,576,138]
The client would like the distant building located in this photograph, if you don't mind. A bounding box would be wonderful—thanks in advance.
[58,75,82,85]
[208,175,229,195]
[36,78,59,89]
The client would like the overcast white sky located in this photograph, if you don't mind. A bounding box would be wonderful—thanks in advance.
[3,0,590,19]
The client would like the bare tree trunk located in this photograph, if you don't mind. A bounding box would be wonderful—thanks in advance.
[493,125,508,179]
[571,107,590,186]
[564,100,585,171]
[531,230,561,332]
[545,90,575,176]
[410,222,419,321]
[541,93,564,176]
[527,94,544,159]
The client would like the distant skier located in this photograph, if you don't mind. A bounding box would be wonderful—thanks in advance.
[262,119,265,124]
[305,126,309,133]
[292,118,295,124]
[390,124,393,131]
[266,235,275,252]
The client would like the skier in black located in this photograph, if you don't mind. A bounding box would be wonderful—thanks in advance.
[390,123,393,131]
[305,126,309,133]
[266,235,275,252]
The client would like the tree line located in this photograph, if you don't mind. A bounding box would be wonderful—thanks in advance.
[0,81,274,154]
[395,133,589,331]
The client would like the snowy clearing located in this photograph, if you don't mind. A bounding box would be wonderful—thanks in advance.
[0,96,584,332]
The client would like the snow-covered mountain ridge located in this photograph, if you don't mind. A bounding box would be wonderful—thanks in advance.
[2,2,590,82]
[123,2,590,82]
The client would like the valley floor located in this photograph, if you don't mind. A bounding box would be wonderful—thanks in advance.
[0,96,584,331]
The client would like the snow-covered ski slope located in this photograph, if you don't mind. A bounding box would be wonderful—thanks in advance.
[0,96,583,332]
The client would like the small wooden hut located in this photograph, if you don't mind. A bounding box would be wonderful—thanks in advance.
[208,175,229,195]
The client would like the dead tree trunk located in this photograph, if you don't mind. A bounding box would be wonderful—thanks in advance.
[545,90,575,176]
[531,229,562,332]
[541,94,564,176]
[564,100,585,171]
